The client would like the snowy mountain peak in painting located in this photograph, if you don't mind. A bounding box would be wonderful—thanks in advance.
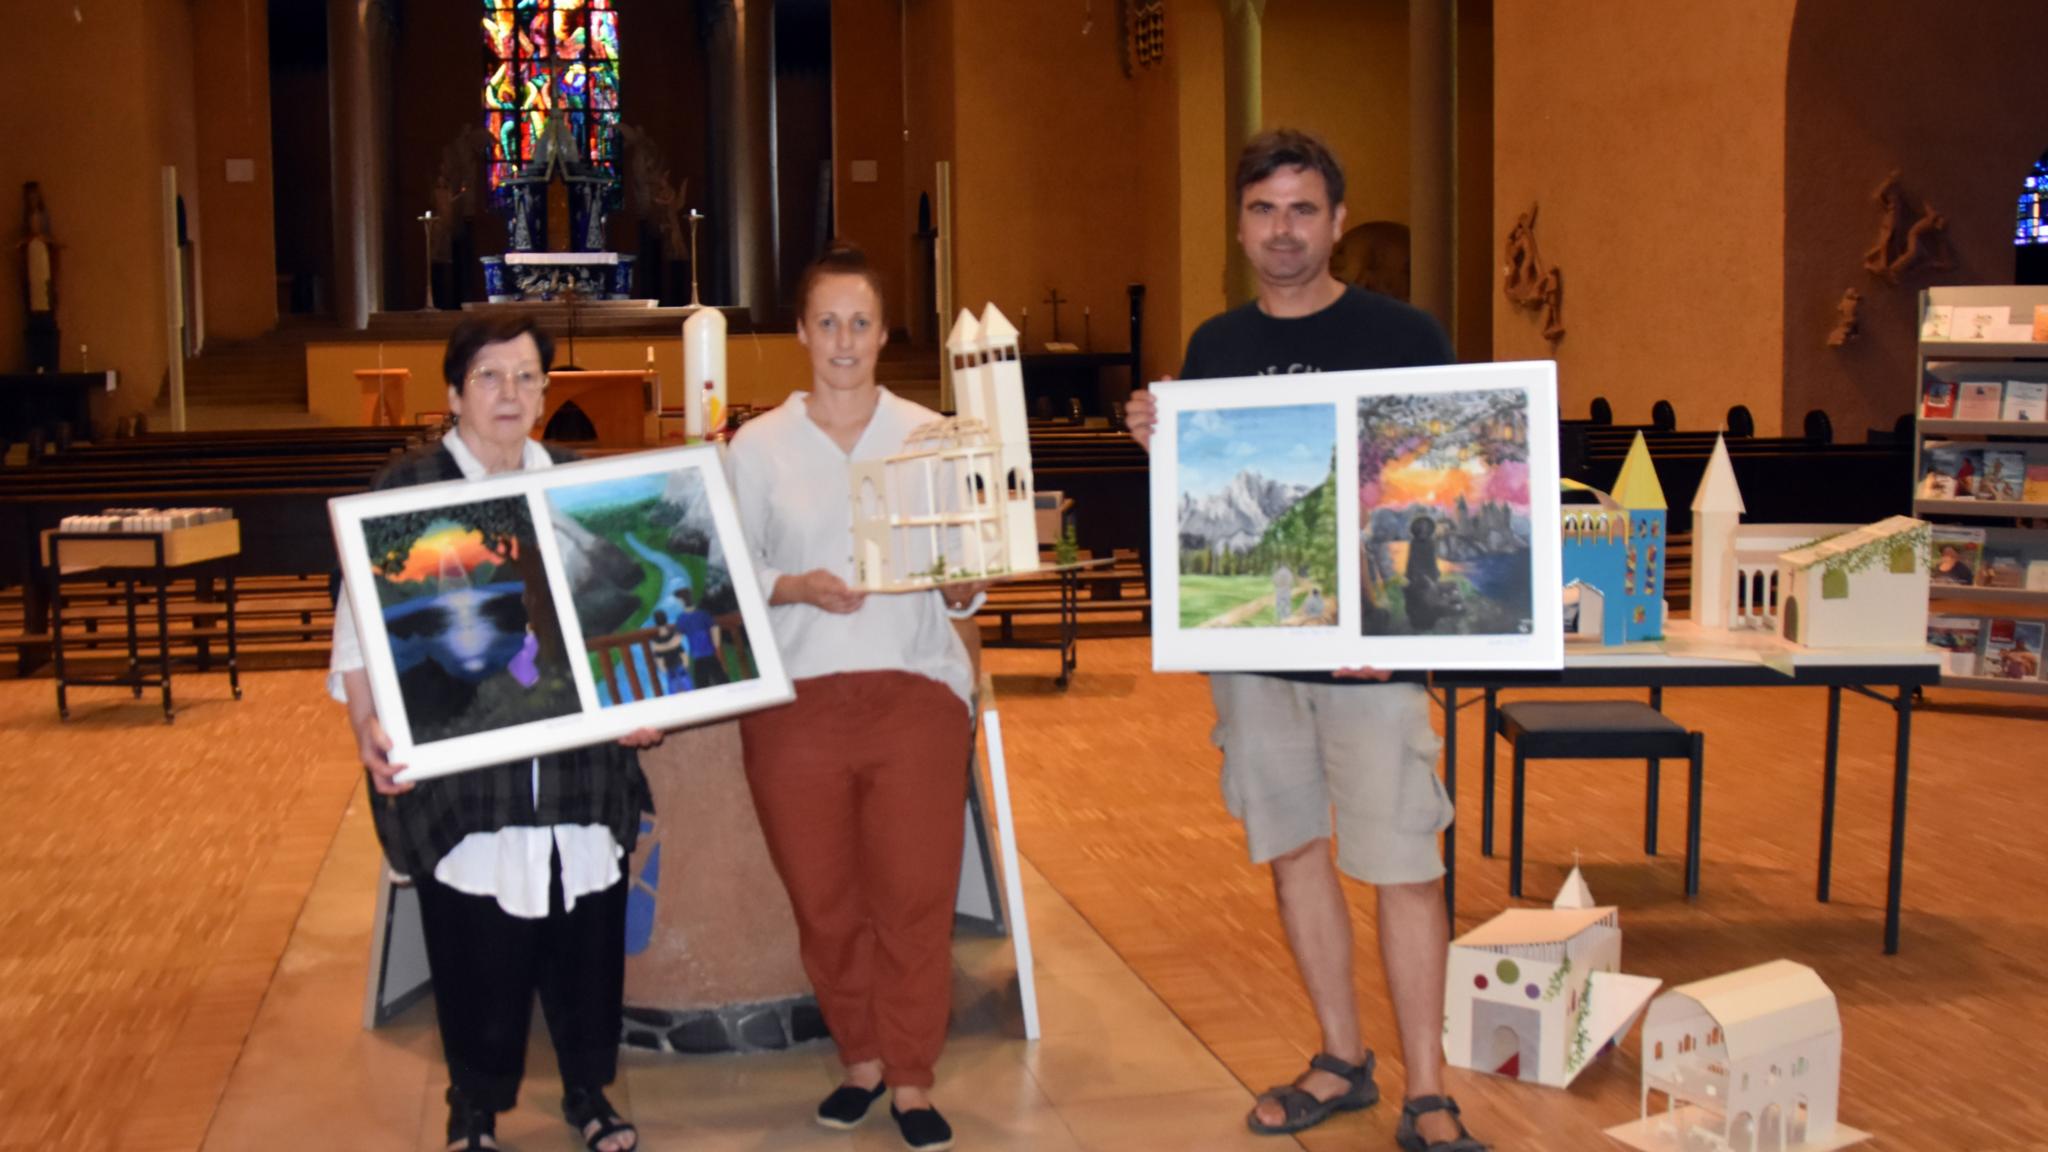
[1180,470,1306,553]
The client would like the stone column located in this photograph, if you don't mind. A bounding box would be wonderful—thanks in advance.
[704,0,777,322]
[1221,0,1264,307]
[1409,0,1455,334]
[328,0,392,329]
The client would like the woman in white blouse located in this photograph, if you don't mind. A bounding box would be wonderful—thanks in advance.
[331,317,657,1152]
[726,245,982,1152]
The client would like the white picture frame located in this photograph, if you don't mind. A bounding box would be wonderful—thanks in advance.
[330,445,792,781]
[1149,361,1564,672]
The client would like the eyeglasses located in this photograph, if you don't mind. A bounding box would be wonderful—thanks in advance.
[466,367,549,395]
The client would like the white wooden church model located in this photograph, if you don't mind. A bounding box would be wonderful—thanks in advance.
[1443,865,1661,1089]
[849,304,1039,591]
[1605,960,1869,1152]
[1687,436,1929,647]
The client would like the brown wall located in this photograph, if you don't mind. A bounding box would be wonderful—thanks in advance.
[948,5,1143,357]
[1493,0,1795,434]
[1782,0,2048,440]
[830,0,910,330]
[901,0,955,351]
[192,0,278,341]
[1,1,202,423]
[1455,0,1493,364]
[1262,0,1409,228]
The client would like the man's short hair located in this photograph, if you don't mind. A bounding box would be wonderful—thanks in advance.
[1234,128,1346,211]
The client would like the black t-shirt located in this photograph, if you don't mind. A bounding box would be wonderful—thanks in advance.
[1175,285,1453,683]
[1179,285,1453,380]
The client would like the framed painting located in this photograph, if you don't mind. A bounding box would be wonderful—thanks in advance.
[330,444,791,781]
[1149,361,1563,672]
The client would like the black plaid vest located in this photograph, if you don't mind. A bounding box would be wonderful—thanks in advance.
[359,441,653,878]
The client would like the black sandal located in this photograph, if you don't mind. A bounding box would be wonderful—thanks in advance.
[1395,1095,1488,1152]
[1244,1051,1379,1135]
[563,1085,638,1152]
[445,1086,497,1151]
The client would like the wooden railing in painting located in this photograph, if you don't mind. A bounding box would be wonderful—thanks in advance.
[585,614,757,704]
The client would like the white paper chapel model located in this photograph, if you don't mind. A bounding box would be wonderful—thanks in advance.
[849,304,1040,591]
[1442,865,1662,1089]
[1606,960,1870,1152]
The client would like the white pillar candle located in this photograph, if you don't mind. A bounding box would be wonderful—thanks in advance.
[682,306,728,440]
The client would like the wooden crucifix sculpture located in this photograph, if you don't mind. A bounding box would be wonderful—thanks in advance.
[1502,202,1564,346]
[1042,287,1068,344]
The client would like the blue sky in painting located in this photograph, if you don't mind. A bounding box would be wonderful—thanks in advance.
[1177,404,1336,496]
[547,473,670,517]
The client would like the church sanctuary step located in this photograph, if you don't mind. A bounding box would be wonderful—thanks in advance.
[180,324,330,409]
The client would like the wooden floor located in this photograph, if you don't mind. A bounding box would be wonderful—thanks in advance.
[7,643,2047,1150]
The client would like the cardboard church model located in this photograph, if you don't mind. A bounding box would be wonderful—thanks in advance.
[849,304,1039,591]
[1686,436,1930,647]
[1561,432,1668,644]
[1605,960,1870,1152]
[1443,865,1662,1088]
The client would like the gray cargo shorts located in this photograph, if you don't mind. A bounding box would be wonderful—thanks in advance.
[1208,673,1454,885]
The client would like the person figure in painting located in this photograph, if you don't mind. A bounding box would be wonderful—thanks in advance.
[1274,562,1296,620]
[725,243,987,1152]
[331,316,658,1152]
[647,609,689,694]
[1933,543,1974,587]
[1404,517,1445,632]
[20,182,58,373]
[1302,587,1326,624]
[672,585,729,688]
[1122,130,1485,1152]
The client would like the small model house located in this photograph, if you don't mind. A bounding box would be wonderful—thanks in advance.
[1774,516,1930,649]
[848,304,1039,591]
[1560,432,1668,643]
[1689,435,1745,630]
[1606,960,1869,1152]
[1443,866,1662,1088]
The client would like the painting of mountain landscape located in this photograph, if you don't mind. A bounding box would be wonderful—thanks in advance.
[1176,404,1339,629]
[545,469,760,708]
[1357,389,1534,637]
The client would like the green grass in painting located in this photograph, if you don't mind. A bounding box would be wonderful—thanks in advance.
[1179,574,1276,628]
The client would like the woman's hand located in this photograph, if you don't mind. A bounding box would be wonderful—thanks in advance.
[775,569,869,614]
[354,712,414,796]
[1331,667,1394,682]
[618,727,666,749]
[942,580,992,611]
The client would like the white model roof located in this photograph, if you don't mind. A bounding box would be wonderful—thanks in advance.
[980,303,1020,345]
[1553,864,1597,910]
[1691,434,1746,515]
[946,309,982,353]
[1455,906,1617,948]
[1778,516,1926,572]
[1647,960,1839,1064]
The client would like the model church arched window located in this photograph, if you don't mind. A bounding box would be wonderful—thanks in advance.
[483,0,621,196]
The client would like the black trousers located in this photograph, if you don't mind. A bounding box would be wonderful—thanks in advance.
[414,857,628,1113]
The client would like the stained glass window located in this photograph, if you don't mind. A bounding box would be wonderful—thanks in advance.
[2017,154,2048,246]
[483,0,618,194]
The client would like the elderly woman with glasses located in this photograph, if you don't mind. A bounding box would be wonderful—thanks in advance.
[329,316,658,1152]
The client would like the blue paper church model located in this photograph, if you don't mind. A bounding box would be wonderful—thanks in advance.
[1559,433,1668,644]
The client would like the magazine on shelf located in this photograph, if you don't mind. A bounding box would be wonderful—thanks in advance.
[1929,526,1985,586]
[1921,304,1953,340]
[2028,560,2048,592]
[1984,618,2044,680]
[1955,381,2006,421]
[1981,550,2027,589]
[2003,380,2048,422]
[1952,306,2010,341]
[1981,450,2029,502]
[1926,615,1983,677]
[2025,463,2048,503]
[1921,376,1957,419]
[1918,446,1982,499]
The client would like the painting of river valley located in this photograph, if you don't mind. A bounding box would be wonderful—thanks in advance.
[545,469,760,707]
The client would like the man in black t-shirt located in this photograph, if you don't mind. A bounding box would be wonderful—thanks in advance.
[1126,131,1483,1152]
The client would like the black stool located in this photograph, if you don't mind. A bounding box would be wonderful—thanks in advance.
[1495,699,1704,900]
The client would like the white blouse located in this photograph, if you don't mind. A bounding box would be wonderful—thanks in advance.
[724,389,980,708]
[329,432,622,918]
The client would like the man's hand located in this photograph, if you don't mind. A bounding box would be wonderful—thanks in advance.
[1331,667,1394,682]
[1125,383,1165,452]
